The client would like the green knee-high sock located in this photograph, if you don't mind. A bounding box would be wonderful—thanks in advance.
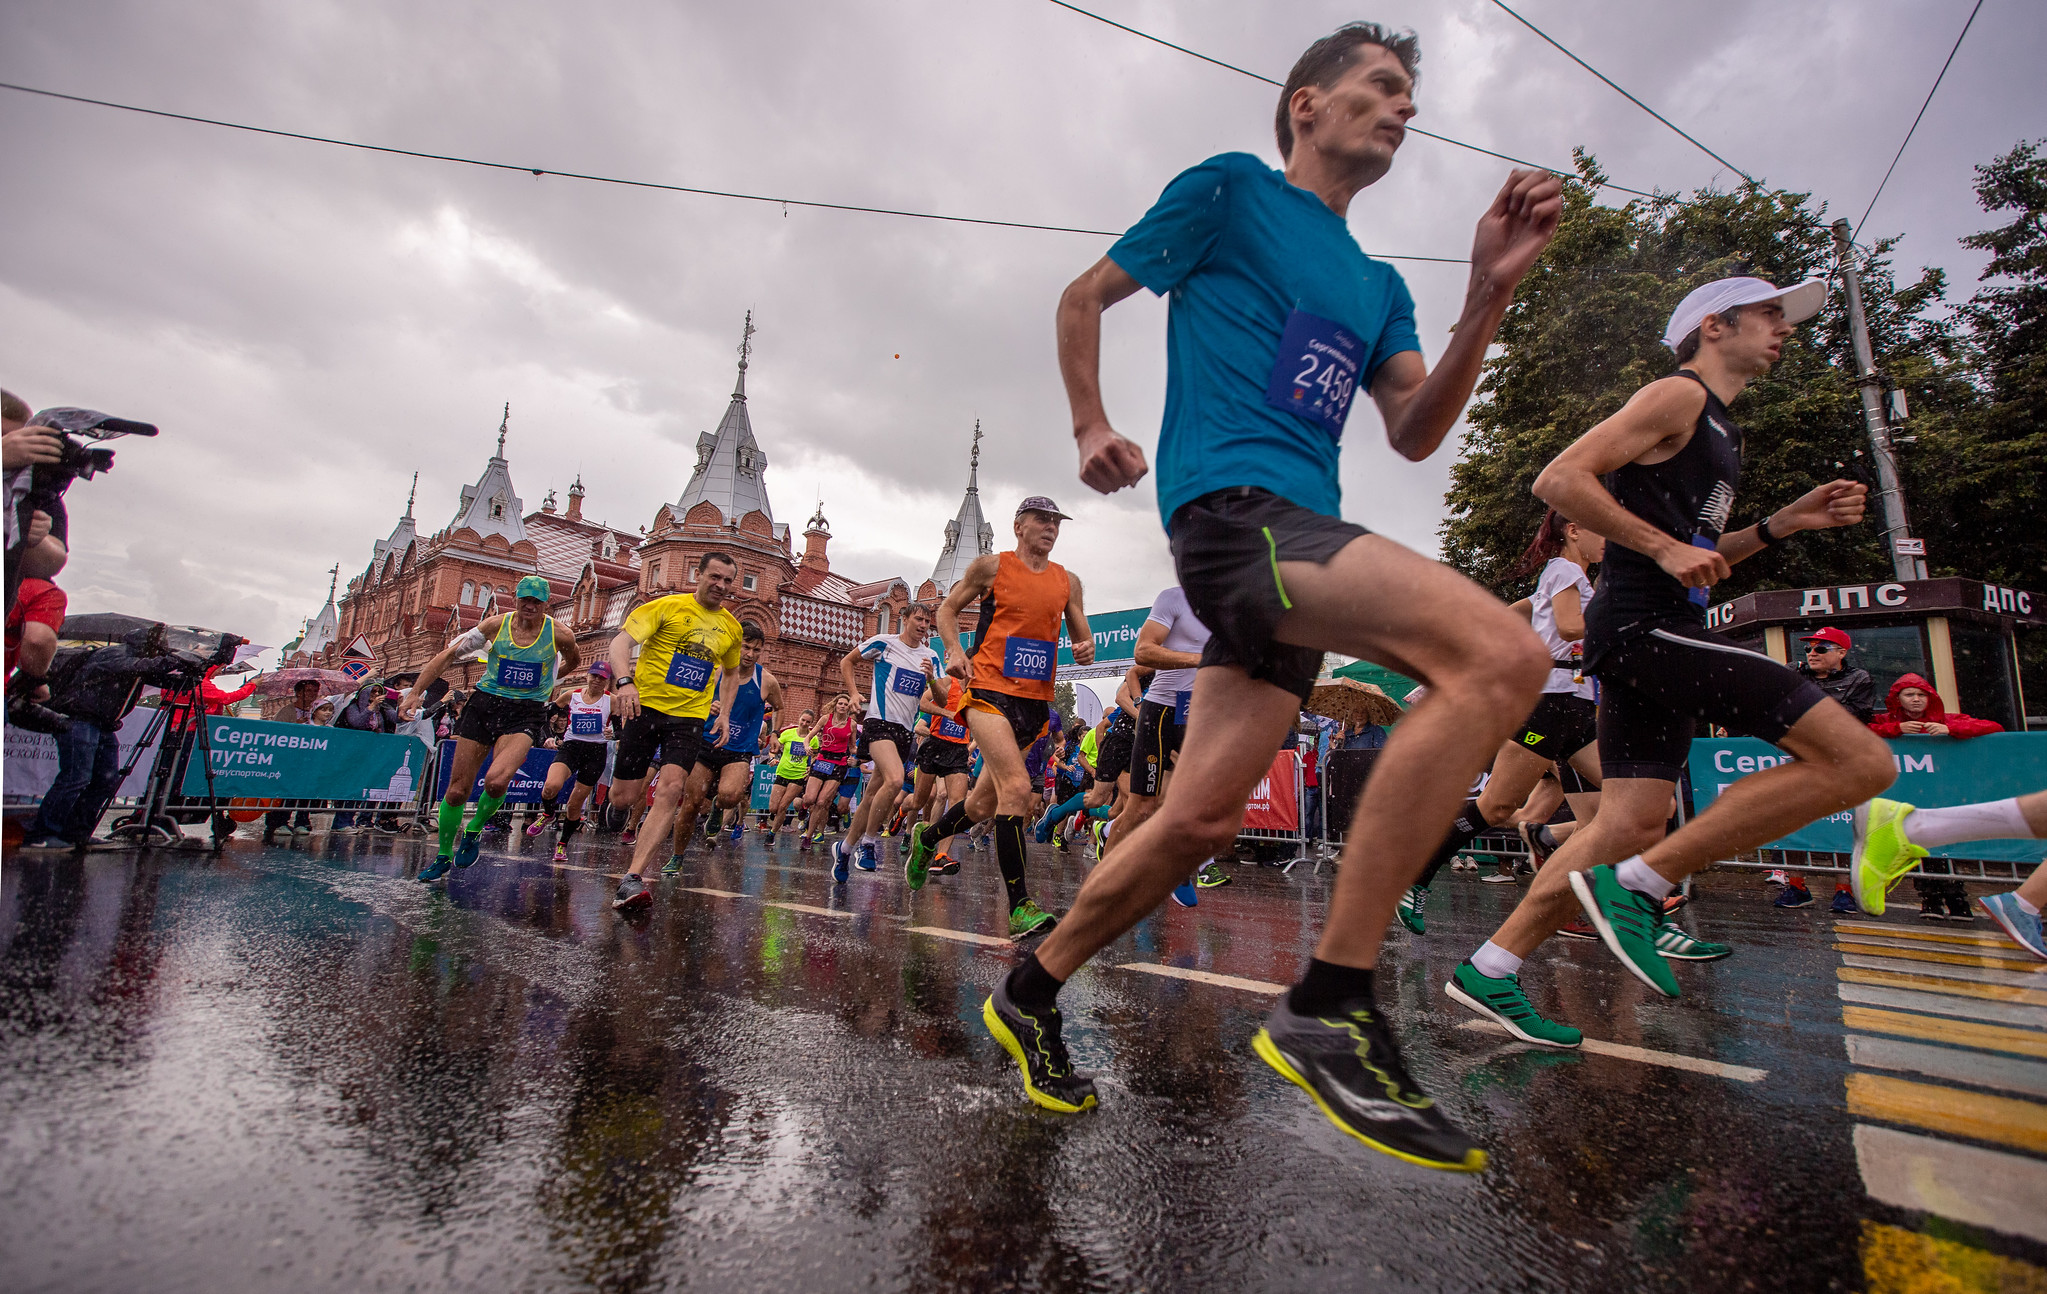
[437,800,465,856]
[465,790,506,835]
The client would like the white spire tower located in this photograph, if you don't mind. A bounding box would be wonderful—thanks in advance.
[929,421,994,595]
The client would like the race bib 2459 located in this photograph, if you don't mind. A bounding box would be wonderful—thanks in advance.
[1264,308,1363,440]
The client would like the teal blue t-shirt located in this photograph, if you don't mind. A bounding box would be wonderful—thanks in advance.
[1109,152,1420,528]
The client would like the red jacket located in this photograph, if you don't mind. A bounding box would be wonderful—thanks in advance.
[1867,672,2002,739]
[200,666,259,715]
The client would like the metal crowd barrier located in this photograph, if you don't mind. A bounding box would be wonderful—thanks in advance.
[1228,749,1309,869]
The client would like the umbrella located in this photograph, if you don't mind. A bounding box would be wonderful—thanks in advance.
[1304,678,1405,728]
[1330,658,1420,702]
[254,667,359,696]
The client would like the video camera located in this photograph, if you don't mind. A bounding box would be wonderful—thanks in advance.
[140,623,245,688]
[26,407,158,498]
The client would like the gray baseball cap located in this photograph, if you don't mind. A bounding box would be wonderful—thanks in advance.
[1015,495,1072,521]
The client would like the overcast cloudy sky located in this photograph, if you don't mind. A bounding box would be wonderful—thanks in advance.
[3,0,2041,659]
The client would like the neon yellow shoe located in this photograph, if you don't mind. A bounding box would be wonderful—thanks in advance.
[1850,798,1927,916]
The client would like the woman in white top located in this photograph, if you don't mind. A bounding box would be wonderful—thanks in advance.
[529,661,616,862]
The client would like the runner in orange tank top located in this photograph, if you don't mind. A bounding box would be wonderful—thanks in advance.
[920,495,1095,941]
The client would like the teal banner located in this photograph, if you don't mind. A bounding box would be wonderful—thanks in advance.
[1690,734,2047,862]
[1057,606,1151,669]
[186,717,432,803]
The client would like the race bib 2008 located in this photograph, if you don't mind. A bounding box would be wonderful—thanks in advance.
[1002,636,1055,682]
[495,658,541,691]
[666,652,714,691]
[570,711,603,736]
[1264,308,1363,440]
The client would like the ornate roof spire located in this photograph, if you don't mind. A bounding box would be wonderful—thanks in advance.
[496,402,510,458]
[403,471,418,520]
[303,563,342,655]
[930,421,995,595]
[677,313,777,529]
[448,406,530,545]
[734,310,754,400]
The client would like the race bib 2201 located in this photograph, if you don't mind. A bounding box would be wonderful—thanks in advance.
[1264,308,1363,440]
[666,652,714,691]
[569,711,603,736]
[495,658,541,691]
[1002,636,1055,682]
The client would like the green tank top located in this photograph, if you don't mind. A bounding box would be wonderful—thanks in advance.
[774,726,812,780]
[477,615,556,701]
[1080,726,1099,765]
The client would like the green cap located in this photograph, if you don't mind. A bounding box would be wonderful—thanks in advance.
[516,575,552,602]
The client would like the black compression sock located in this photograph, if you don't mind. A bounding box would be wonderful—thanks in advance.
[1418,796,1493,889]
[934,801,974,841]
[1289,958,1377,1017]
[558,815,579,841]
[995,815,1029,909]
[540,793,559,816]
[1004,952,1065,1013]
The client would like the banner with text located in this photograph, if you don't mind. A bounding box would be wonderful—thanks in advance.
[434,741,557,805]
[184,717,431,803]
[5,710,164,807]
[1690,734,2047,862]
[1056,606,1152,670]
[1241,752,1300,834]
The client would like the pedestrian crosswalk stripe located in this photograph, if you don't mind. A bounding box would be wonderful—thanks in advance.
[1846,1072,2047,1154]
[1839,965,2047,1006]
[1860,1221,2047,1290]
[1833,935,2042,965]
[1841,1005,2047,1060]
[1838,981,2047,1030]
[765,900,855,919]
[1854,1129,2047,1246]
[684,886,748,899]
[1842,954,2047,991]
[1846,1034,2047,1100]
[905,925,1013,948]
[1835,920,2016,949]
[1115,963,1287,994]
[1456,1019,1766,1082]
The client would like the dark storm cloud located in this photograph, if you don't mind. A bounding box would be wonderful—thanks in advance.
[2,0,2039,651]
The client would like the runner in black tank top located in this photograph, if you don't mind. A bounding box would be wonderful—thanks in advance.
[1441,276,1896,1049]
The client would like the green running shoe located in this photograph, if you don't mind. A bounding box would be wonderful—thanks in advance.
[1569,865,1680,998]
[1396,884,1428,935]
[1851,797,1927,917]
[1653,920,1731,961]
[905,821,935,891]
[661,853,684,875]
[1194,861,1231,888]
[1445,962,1581,1048]
[1008,899,1058,941]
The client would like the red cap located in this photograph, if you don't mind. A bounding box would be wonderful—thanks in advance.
[1801,626,1852,650]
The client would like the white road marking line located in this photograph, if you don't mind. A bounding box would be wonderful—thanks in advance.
[1114,963,1287,994]
[1845,1033,2047,1100]
[1854,1124,2047,1245]
[1835,920,2012,948]
[1838,982,2047,1030]
[765,900,856,919]
[905,925,1014,948]
[684,887,748,899]
[1836,933,2040,963]
[1842,954,2047,989]
[1456,1020,1766,1083]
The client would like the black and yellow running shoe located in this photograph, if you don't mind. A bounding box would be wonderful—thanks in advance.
[1253,994,1486,1172]
[982,979,1098,1113]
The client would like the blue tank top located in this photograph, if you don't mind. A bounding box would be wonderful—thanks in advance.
[720,663,765,754]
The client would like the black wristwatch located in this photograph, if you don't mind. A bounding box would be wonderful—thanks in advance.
[1756,514,1783,547]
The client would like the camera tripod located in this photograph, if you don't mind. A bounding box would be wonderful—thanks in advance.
[102,697,229,852]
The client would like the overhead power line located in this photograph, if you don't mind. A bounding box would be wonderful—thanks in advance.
[1044,0,1657,199]
[1852,0,1983,240]
[0,80,1472,263]
[1485,0,1754,185]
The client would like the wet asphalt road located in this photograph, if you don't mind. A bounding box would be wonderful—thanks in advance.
[2,823,2042,1293]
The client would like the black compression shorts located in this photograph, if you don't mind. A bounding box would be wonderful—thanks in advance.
[1512,692,1598,764]
[963,687,1050,751]
[1593,622,1827,782]
[614,709,706,783]
[456,690,552,747]
[550,739,608,788]
[917,740,971,777]
[696,745,754,774]
[1133,698,1184,798]
[1169,487,1367,702]
[809,756,849,784]
[1556,761,1598,796]
[1096,714,1136,783]
[857,717,914,763]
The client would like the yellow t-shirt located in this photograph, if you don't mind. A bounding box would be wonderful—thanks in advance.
[621,594,744,719]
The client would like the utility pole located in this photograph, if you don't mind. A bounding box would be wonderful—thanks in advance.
[1831,218,1925,581]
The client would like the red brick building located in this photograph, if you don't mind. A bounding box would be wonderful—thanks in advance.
[281,318,995,722]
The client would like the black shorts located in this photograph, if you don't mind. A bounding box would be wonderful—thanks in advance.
[1592,622,1828,782]
[614,709,706,783]
[456,690,552,746]
[1556,762,1598,796]
[917,739,971,777]
[773,772,808,789]
[857,717,914,762]
[696,745,754,775]
[809,755,851,784]
[550,739,608,788]
[1097,714,1136,783]
[1133,697,1186,797]
[1169,487,1366,702]
[963,687,1051,751]
[1512,692,1598,763]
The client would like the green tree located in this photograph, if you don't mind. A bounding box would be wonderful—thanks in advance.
[1442,153,1967,600]
[1052,680,1077,732]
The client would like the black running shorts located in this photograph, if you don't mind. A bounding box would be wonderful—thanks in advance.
[857,717,914,763]
[963,687,1050,751]
[1556,761,1598,796]
[773,772,807,789]
[1168,487,1366,702]
[456,690,551,747]
[1133,698,1183,798]
[1512,692,1598,764]
[614,709,705,783]
[1593,621,1828,782]
[917,739,971,777]
[695,745,754,774]
[550,739,608,788]
[1096,712,1136,783]
[809,756,849,784]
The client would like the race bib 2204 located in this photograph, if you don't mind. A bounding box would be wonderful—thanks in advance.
[1264,308,1363,440]
[1002,636,1055,682]
[666,652,714,691]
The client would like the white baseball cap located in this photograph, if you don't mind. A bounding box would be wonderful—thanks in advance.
[1661,276,1827,352]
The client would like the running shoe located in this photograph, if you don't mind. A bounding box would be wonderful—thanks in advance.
[934,854,959,876]
[661,853,684,875]
[1091,820,1108,855]
[292,823,312,837]
[1850,797,1926,917]
[1945,892,1977,922]
[551,842,569,863]
[1033,814,1054,845]
[830,840,850,883]
[452,832,482,870]
[1481,869,1518,885]
[1568,866,1679,998]
[765,831,776,845]
[1396,884,1427,935]
[1517,821,1551,870]
[1919,894,1948,922]
[856,840,878,872]
[1764,869,1790,887]
[525,813,553,838]
[1252,994,1486,1172]
[1829,888,1857,914]
[982,979,1097,1113]
[1661,892,1689,915]
[729,820,744,843]
[1773,883,1814,909]
[1055,833,1070,853]
[612,874,651,910]
[1195,861,1231,888]
[1652,921,1731,961]
[1980,892,2047,961]
[1171,880,1199,908]
[418,856,453,883]
[907,821,936,877]
[1556,914,1598,940]
[1446,962,1582,1048]
[1008,899,1057,940]
[621,826,638,846]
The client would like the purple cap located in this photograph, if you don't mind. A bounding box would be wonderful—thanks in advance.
[587,660,614,679]
[1015,495,1072,521]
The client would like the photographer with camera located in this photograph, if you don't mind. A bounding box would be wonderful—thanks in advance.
[6,575,69,733]
[20,624,237,850]
[3,395,154,614]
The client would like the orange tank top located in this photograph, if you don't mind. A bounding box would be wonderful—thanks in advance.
[969,551,1070,701]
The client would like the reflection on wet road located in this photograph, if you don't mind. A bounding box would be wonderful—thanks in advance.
[2,827,2042,1291]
